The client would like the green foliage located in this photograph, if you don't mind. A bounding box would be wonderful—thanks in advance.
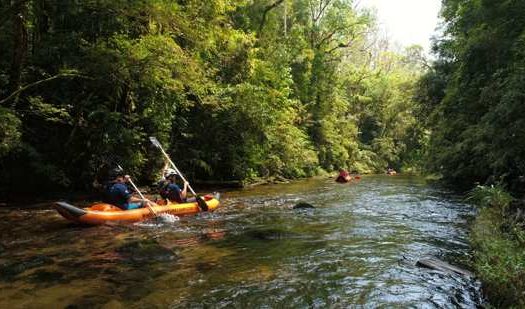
[0,107,21,157]
[420,0,525,190]
[346,46,425,173]
[0,0,427,193]
[467,185,525,306]
[467,184,513,211]
[471,207,525,308]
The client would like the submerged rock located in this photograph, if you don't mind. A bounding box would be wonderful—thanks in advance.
[0,255,54,280]
[65,295,112,309]
[29,270,66,284]
[116,240,177,263]
[293,202,315,209]
[246,229,298,241]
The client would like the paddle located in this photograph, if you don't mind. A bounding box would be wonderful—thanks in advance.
[149,137,208,211]
[116,164,158,217]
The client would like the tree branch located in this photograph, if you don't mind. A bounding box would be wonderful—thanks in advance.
[325,30,368,54]
[316,27,343,48]
[314,0,332,24]
[258,0,285,33]
[0,73,92,106]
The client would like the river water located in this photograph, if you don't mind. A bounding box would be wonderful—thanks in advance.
[0,175,483,308]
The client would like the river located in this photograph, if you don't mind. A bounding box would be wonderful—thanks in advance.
[0,175,483,308]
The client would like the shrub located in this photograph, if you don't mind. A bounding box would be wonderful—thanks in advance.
[468,185,525,307]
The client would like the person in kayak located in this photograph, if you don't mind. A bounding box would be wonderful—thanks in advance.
[336,168,352,183]
[158,168,190,203]
[103,168,148,210]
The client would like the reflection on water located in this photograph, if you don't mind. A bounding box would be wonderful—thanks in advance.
[0,176,483,307]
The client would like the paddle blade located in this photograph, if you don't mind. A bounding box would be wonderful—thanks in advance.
[149,136,162,148]
[196,196,208,211]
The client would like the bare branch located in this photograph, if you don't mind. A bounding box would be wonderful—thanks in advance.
[317,27,344,48]
[314,0,332,24]
[317,21,367,48]
[325,30,368,54]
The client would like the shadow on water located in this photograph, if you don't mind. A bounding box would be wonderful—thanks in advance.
[0,175,483,307]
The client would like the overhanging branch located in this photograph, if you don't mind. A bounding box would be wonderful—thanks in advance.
[0,73,93,106]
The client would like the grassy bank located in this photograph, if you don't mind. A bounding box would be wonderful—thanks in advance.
[468,185,525,307]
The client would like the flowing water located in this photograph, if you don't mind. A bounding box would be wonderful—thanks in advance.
[0,175,483,308]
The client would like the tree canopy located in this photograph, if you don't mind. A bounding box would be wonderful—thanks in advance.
[418,0,525,192]
[0,0,426,193]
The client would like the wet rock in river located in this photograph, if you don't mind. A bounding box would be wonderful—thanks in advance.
[0,255,54,280]
[246,229,298,241]
[103,267,161,300]
[416,257,474,277]
[29,270,66,284]
[116,240,177,263]
[293,202,315,209]
[65,295,112,309]
[102,300,125,309]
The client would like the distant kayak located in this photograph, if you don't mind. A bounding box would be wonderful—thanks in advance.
[54,194,220,225]
[335,175,351,183]
[386,168,397,175]
[335,175,361,183]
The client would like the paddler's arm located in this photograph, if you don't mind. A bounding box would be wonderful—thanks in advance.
[123,175,157,206]
[180,181,189,200]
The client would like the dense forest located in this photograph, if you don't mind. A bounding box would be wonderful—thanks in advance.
[418,0,525,306]
[0,0,425,195]
[419,0,525,193]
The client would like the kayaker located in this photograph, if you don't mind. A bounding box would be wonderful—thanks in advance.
[103,168,148,210]
[336,168,352,183]
[386,167,397,175]
[158,168,189,203]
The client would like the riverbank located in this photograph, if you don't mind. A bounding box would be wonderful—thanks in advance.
[468,185,525,307]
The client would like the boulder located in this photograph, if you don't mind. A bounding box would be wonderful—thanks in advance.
[293,202,315,209]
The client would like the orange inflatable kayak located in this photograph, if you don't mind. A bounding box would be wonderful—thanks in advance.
[54,194,220,225]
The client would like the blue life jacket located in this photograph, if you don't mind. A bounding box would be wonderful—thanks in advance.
[160,182,184,203]
[104,182,132,209]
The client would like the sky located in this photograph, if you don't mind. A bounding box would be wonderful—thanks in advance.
[357,0,442,54]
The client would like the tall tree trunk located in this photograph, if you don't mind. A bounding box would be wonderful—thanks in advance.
[34,0,49,53]
[8,0,28,98]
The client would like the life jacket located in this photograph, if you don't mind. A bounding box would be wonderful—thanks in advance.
[159,182,184,203]
[336,170,351,183]
[103,182,131,209]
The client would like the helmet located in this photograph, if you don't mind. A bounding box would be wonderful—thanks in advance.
[108,167,125,179]
[164,168,178,178]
